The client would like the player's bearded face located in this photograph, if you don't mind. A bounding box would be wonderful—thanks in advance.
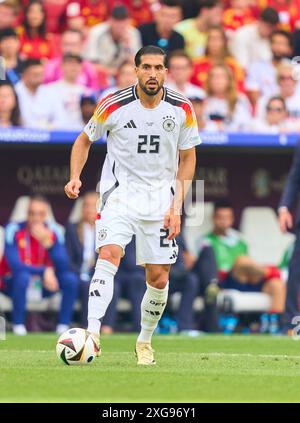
[136,55,167,96]
[140,78,164,96]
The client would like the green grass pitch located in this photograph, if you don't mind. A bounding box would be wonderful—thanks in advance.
[1,333,300,402]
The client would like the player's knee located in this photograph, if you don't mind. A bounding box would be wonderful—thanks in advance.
[99,245,122,265]
[147,265,170,289]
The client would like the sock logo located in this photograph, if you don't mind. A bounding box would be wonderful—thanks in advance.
[145,309,161,316]
[90,290,101,297]
[150,300,166,307]
[91,279,106,285]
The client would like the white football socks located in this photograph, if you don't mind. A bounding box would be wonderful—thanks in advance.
[137,282,169,344]
[87,259,117,335]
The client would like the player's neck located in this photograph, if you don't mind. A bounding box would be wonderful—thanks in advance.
[136,85,164,109]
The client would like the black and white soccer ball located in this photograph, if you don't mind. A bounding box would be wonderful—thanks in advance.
[56,328,97,365]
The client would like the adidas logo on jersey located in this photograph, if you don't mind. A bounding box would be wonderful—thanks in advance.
[90,290,101,297]
[124,120,137,128]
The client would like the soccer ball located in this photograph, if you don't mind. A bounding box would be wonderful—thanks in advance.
[56,328,97,365]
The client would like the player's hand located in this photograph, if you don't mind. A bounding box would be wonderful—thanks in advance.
[278,208,293,232]
[43,267,59,292]
[164,208,181,240]
[64,179,82,199]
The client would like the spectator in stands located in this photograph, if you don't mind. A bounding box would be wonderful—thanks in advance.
[42,0,71,34]
[15,58,63,128]
[60,1,88,38]
[191,25,245,93]
[99,61,137,100]
[166,50,206,98]
[203,64,252,131]
[100,237,146,333]
[256,63,300,122]
[204,200,285,333]
[229,7,279,69]
[221,255,286,334]
[123,0,154,27]
[0,1,17,31]
[251,95,298,132]
[65,191,98,327]
[245,30,293,106]
[189,95,218,131]
[222,0,256,35]
[85,5,141,78]
[204,200,248,276]
[80,93,97,125]
[18,0,54,60]
[175,0,223,59]
[0,195,78,335]
[0,81,21,127]
[43,53,87,129]
[138,0,184,54]
[44,29,100,91]
[0,28,24,85]
[259,0,300,33]
[58,0,110,33]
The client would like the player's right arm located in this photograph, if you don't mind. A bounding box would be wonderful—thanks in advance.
[65,93,114,199]
[64,132,92,199]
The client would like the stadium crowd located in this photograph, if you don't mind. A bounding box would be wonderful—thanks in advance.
[1,0,300,132]
[0,0,298,335]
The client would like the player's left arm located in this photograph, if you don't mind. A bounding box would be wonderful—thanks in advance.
[164,147,196,240]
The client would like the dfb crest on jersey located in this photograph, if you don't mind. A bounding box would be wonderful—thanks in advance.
[98,228,107,241]
[162,116,175,132]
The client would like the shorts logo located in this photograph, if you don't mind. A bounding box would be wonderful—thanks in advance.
[162,116,175,132]
[98,228,107,241]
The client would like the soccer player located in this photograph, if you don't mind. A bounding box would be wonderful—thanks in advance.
[64,45,201,365]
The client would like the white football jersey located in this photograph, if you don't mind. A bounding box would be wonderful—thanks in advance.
[84,84,201,220]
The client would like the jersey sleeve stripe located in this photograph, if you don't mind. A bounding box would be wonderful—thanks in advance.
[95,87,133,116]
[96,92,134,118]
[94,90,135,123]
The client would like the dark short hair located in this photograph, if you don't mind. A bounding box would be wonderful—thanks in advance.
[80,93,97,106]
[214,199,233,212]
[266,95,286,110]
[198,0,221,14]
[260,7,279,25]
[0,28,17,42]
[160,0,183,8]
[135,45,167,67]
[271,29,293,48]
[166,49,193,67]
[111,5,129,20]
[21,59,42,72]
